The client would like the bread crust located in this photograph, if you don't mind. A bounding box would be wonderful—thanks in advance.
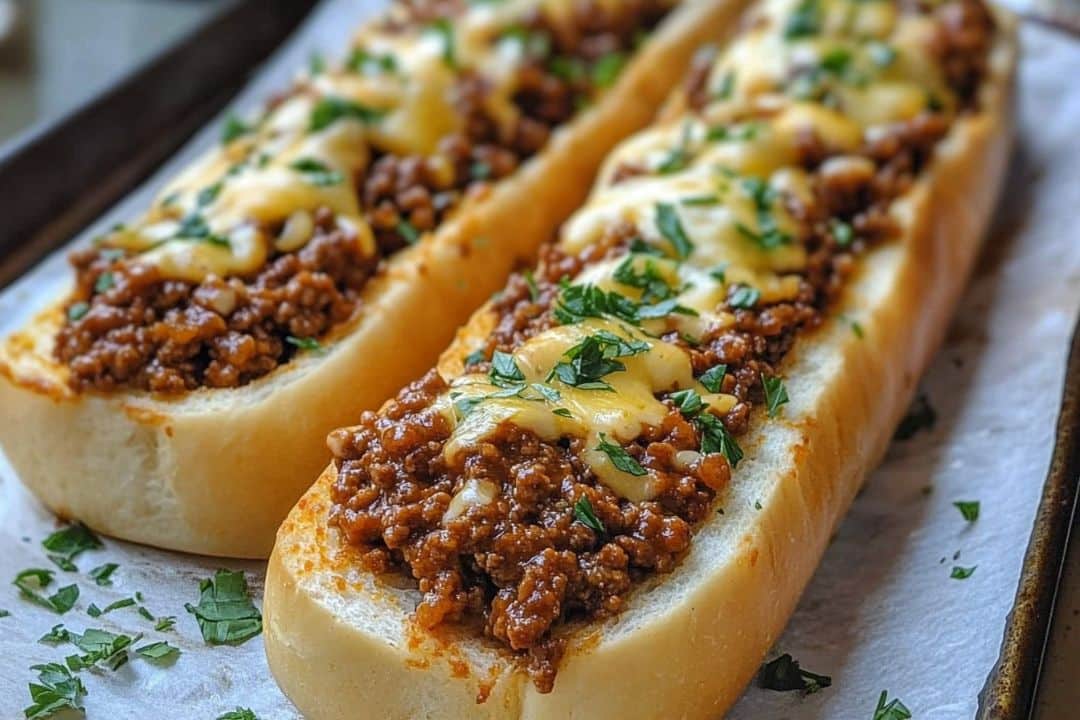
[0,0,734,559]
[263,8,1017,717]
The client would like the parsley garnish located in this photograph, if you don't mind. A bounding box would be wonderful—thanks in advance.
[135,641,181,664]
[572,495,606,533]
[197,182,223,207]
[761,375,790,418]
[86,596,136,618]
[784,0,821,39]
[61,627,140,672]
[345,48,397,75]
[595,434,647,476]
[221,113,253,144]
[715,70,736,100]
[285,336,322,353]
[14,569,79,614]
[830,218,854,247]
[464,349,487,367]
[397,219,420,244]
[309,97,386,132]
[523,269,540,302]
[706,123,760,142]
[655,203,694,259]
[591,51,626,88]
[489,351,525,387]
[552,408,573,418]
[24,663,86,720]
[759,653,832,694]
[175,213,229,246]
[728,285,760,309]
[547,332,648,391]
[554,283,638,325]
[289,158,343,186]
[428,19,457,68]
[93,272,115,294]
[873,690,912,720]
[88,563,118,587]
[953,500,980,522]
[155,616,177,632]
[698,364,727,393]
[950,565,976,580]
[66,302,90,322]
[42,524,102,572]
[218,708,259,720]
[736,177,791,249]
[667,389,743,467]
[185,570,262,645]
[657,122,694,174]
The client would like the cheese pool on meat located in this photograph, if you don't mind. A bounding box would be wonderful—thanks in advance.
[435,0,959,499]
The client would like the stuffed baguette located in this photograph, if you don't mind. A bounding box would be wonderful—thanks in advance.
[0,0,743,558]
[265,0,1016,715]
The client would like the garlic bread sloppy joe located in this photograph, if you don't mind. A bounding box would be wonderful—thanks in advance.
[0,0,741,557]
[265,0,1015,715]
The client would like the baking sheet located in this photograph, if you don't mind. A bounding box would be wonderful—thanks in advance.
[0,2,1078,718]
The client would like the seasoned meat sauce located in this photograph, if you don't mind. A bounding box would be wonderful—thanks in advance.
[56,0,672,393]
[329,0,996,692]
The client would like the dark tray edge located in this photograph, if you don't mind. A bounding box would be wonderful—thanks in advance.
[977,314,1080,719]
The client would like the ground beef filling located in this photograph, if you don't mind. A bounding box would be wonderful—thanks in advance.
[329,0,992,692]
[330,370,727,692]
[328,110,955,691]
[57,1,670,393]
[56,210,375,393]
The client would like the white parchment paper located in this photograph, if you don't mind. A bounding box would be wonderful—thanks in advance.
[0,2,1077,717]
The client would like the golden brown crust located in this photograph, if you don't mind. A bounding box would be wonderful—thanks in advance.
[264,6,1017,716]
[0,0,744,559]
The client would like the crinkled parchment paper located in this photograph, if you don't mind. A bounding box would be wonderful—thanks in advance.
[0,1,1077,717]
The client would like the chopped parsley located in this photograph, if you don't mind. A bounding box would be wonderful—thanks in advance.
[552,408,573,418]
[657,122,694,174]
[761,374,790,418]
[185,570,262,645]
[830,218,855,247]
[93,271,115,294]
[24,662,86,720]
[63,627,140,672]
[197,182,223,207]
[309,97,386,132]
[698,364,727,393]
[221,113,253,144]
[950,565,976,580]
[135,640,181,664]
[218,708,259,720]
[667,389,743,467]
[86,596,136,618]
[714,70,736,100]
[427,18,457,68]
[489,351,525,387]
[784,0,821,40]
[706,122,760,142]
[595,433,647,476]
[175,213,230,246]
[554,283,638,325]
[88,563,118,587]
[873,690,912,720]
[289,158,343,186]
[572,495,606,534]
[285,336,323,353]
[736,177,791,249]
[758,653,832,694]
[396,219,420,244]
[464,349,487,367]
[953,500,980,523]
[154,616,177,632]
[547,332,648,391]
[728,285,760,309]
[13,569,79,614]
[591,51,626,88]
[66,302,90,322]
[345,48,398,75]
[655,203,694,259]
[42,524,102,572]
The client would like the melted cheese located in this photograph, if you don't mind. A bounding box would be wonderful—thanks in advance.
[96,0,650,283]
[436,318,735,501]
